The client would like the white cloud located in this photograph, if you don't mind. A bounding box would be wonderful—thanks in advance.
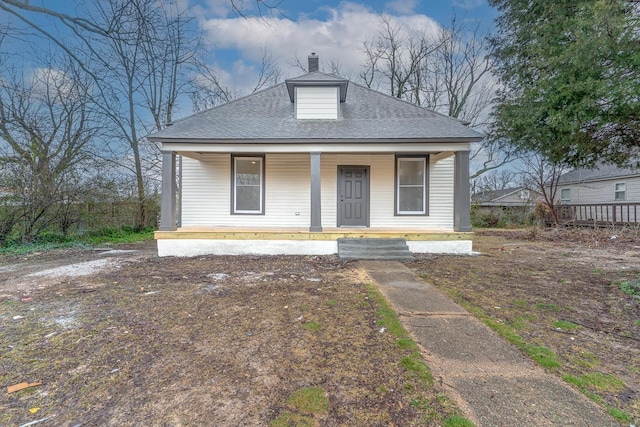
[30,68,81,100]
[199,1,441,89]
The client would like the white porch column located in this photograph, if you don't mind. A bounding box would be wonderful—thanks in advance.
[159,151,177,231]
[454,150,472,232]
[310,152,322,232]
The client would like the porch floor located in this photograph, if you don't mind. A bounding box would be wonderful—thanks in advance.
[155,226,472,241]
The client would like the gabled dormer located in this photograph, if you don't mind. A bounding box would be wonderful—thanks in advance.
[285,53,349,120]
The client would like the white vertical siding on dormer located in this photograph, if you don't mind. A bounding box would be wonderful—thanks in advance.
[296,86,339,119]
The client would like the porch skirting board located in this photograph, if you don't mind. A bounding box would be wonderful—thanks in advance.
[157,239,337,257]
[156,237,473,257]
[406,240,472,254]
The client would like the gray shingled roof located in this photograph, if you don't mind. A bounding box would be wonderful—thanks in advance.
[558,163,640,184]
[148,71,483,142]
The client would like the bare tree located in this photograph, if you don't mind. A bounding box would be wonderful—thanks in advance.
[519,153,567,227]
[359,13,515,180]
[360,15,439,103]
[191,47,281,112]
[0,62,101,242]
[0,0,201,228]
[0,0,279,228]
[471,168,518,194]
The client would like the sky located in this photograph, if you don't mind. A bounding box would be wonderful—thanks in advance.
[0,0,497,97]
[191,0,497,92]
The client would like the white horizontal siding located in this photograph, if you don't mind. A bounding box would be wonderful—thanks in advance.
[321,154,454,230]
[558,176,640,204]
[296,86,338,119]
[181,154,310,227]
[181,153,455,230]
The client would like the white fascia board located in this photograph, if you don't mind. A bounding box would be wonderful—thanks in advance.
[162,142,471,154]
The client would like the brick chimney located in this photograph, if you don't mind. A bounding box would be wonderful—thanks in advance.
[308,52,319,72]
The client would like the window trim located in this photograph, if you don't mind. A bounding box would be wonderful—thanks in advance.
[395,155,429,216]
[614,182,626,201]
[560,188,571,203]
[231,155,265,215]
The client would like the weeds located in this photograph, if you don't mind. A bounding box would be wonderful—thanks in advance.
[0,226,154,255]
[302,321,321,332]
[617,280,640,298]
[553,320,579,330]
[533,302,561,312]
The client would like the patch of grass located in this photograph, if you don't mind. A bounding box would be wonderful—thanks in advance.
[509,314,535,330]
[286,387,329,415]
[563,372,625,393]
[401,352,433,385]
[367,285,431,384]
[365,283,455,423]
[302,321,321,332]
[617,280,640,298]
[592,268,605,274]
[367,285,410,340]
[442,415,476,427]
[270,412,314,427]
[528,345,562,369]
[327,299,337,307]
[512,299,528,308]
[271,387,329,426]
[634,319,640,327]
[553,320,579,330]
[533,302,561,312]
[569,350,600,369]
[449,301,563,370]
[561,373,632,423]
[607,407,632,423]
[411,398,432,411]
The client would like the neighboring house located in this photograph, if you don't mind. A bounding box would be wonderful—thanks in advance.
[147,53,483,257]
[472,187,541,210]
[556,163,640,225]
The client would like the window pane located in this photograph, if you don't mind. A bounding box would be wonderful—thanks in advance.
[236,160,261,185]
[399,160,424,185]
[399,187,424,212]
[236,186,260,211]
[614,183,626,200]
[561,189,570,200]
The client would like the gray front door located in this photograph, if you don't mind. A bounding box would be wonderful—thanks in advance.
[338,166,369,227]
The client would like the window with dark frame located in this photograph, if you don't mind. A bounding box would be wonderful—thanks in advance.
[396,156,428,215]
[232,156,264,214]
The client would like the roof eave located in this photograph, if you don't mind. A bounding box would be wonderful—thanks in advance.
[147,136,483,144]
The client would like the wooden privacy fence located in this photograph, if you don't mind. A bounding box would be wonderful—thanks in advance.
[555,203,640,227]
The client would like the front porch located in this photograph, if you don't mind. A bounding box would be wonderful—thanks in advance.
[154,227,473,257]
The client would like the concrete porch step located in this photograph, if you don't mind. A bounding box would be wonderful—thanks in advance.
[337,238,414,261]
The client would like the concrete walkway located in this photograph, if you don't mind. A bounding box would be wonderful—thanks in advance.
[360,261,619,427]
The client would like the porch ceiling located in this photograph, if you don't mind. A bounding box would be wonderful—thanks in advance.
[163,141,470,156]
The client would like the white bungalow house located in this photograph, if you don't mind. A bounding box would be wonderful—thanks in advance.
[148,54,483,257]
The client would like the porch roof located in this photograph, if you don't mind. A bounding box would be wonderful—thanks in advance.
[148,72,483,144]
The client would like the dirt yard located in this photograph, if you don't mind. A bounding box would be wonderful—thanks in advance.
[1,242,458,426]
[1,228,639,426]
